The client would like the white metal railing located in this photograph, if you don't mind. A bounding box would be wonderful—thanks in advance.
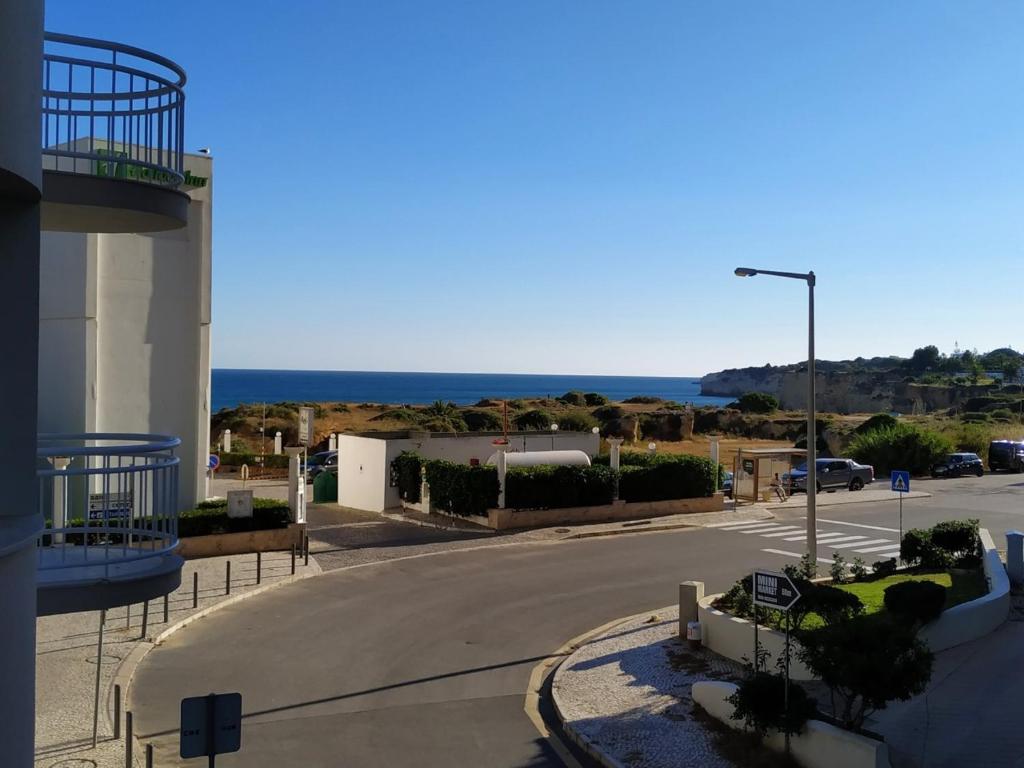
[36,433,180,578]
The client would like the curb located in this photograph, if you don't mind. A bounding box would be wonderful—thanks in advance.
[109,559,322,763]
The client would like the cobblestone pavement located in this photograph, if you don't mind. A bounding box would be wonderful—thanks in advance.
[552,606,744,768]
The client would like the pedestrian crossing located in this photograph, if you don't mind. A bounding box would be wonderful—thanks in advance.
[705,518,903,563]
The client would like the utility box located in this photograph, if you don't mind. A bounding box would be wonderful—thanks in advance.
[226,489,253,519]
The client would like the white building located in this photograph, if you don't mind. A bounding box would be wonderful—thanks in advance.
[338,430,601,513]
[38,149,212,511]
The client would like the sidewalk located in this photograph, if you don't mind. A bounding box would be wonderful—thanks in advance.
[35,550,319,767]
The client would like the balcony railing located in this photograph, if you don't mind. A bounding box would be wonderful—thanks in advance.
[36,433,180,585]
[42,32,186,188]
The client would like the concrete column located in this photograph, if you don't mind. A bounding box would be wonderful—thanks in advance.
[328,433,337,451]
[0,1,45,763]
[608,437,624,471]
[679,580,705,640]
[709,436,720,468]
[51,457,71,544]
[495,444,508,509]
[274,431,282,455]
[223,429,231,453]
[1008,531,1024,586]
[285,447,303,521]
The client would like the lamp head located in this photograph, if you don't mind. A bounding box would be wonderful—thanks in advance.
[734,267,757,277]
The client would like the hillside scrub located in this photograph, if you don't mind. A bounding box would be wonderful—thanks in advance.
[848,423,951,474]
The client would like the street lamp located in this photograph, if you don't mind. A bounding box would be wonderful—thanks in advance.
[550,423,559,451]
[734,266,818,567]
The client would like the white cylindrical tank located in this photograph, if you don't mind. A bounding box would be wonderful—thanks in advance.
[485,450,592,468]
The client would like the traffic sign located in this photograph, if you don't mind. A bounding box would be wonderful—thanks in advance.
[180,692,242,760]
[208,454,220,472]
[891,470,910,493]
[298,406,315,446]
[752,570,801,611]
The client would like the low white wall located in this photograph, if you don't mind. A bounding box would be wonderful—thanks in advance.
[693,681,891,768]
[337,435,391,512]
[919,528,1009,652]
[697,596,815,680]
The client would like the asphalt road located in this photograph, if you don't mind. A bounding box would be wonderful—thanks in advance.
[129,472,1024,768]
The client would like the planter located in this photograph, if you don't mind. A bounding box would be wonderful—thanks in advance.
[175,523,305,559]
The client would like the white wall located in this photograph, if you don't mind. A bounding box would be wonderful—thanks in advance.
[338,431,601,513]
[38,152,212,510]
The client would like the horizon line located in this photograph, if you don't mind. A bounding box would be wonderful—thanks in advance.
[211,367,707,379]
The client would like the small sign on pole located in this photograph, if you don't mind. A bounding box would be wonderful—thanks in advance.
[298,406,315,446]
[891,470,910,562]
[752,569,801,754]
[180,692,242,764]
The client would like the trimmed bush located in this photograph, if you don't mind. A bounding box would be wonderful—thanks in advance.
[848,423,952,475]
[391,451,423,503]
[584,392,609,406]
[505,465,616,510]
[557,412,598,432]
[461,409,503,432]
[884,580,946,625]
[854,413,898,434]
[618,454,718,502]
[901,519,980,568]
[424,461,499,517]
[178,498,291,538]
[514,409,552,431]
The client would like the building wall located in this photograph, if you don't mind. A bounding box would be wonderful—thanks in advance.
[38,152,212,510]
[338,431,601,513]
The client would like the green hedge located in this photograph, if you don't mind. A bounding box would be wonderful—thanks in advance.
[179,498,291,537]
[505,465,616,510]
[391,451,423,503]
[217,452,290,469]
[618,454,718,502]
[423,460,499,517]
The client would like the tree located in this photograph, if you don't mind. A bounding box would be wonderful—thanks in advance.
[908,345,941,372]
[967,358,984,385]
[730,392,779,414]
[797,616,933,730]
[1002,362,1021,384]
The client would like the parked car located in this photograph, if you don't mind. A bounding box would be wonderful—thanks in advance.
[783,458,874,493]
[931,452,984,478]
[721,471,733,498]
[987,440,1024,472]
[305,450,337,481]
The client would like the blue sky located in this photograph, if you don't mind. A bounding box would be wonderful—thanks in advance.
[47,1,1024,376]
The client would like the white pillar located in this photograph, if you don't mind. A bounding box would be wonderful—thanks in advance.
[328,433,337,452]
[285,447,303,521]
[274,431,282,455]
[495,444,508,509]
[608,437,624,472]
[51,457,70,544]
[223,429,231,453]
[709,436,720,468]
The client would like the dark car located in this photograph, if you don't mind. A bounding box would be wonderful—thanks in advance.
[932,452,984,478]
[721,471,733,498]
[304,450,337,481]
[987,440,1024,472]
[783,458,875,493]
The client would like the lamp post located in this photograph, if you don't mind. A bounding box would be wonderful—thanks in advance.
[735,267,817,567]
[550,423,559,451]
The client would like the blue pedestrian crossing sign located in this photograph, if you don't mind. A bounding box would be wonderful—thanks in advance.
[891,470,910,493]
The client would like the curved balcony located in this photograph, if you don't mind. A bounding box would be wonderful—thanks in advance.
[41,33,189,233]
[36,434,184,616]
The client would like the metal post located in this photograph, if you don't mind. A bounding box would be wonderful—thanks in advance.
[163,592,169,623]
[206,692,216,768]
[291,544,296,575]
[304,533,309,566]
[141,600,149,640]
[114,683,122,739]
[256,551,262,584]
[126,603,131,629]
[193,571,198,609]
[751,572,759,674]
[226,560,231,595]
[146,744,153,768]
[92,609,106,748]
[806,273,817,570]
[126,710,134,768]
[899,493,904,564]
[784,610,791,754]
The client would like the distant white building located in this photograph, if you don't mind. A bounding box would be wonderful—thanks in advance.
[38,149,213,511]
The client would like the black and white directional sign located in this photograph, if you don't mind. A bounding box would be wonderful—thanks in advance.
[180,692,242,760]
[752,570,801,611]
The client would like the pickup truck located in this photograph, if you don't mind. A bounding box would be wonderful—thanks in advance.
[783,458,875,493]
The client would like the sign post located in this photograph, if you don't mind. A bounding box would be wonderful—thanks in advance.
[891,471,910,562]
[180,692,242,766]
[752,570,802,753]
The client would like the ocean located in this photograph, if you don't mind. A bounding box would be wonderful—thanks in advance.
[211,370,732,412]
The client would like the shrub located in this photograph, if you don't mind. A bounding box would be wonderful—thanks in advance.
[390,452,423,503]
[804,585,863,627]
[797,615,933,730]
[623,395,663,404]
[901,520,980,568]
[557,412,599,432]
[583,392,609,406]
[847,423,952,475]
[728,672,815,738]
[508,399,527,410]
[513,409,552,431]
[850,557,868,582]
[618,454,718,501]
[989,408,1015,422]
[592,405,625,422]
[728,392,779,414]
[953,424,989,456]
[178,498,291,538]
[420,415,468,433]
[854,413,898,434]
[558,390,587,406]
[372,408,424,426]
[884,581,946,625]
[872,558,898,577]
[424,460,499,517]
[462,409,503,432]
[830,553,848,584]
[505,465,616,510]
[961,412,991,424]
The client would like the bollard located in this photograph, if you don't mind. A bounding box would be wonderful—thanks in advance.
[126,710,134,768]
[304,532,310,566]
[114,684,121,739]
[291,544,296,575]
[1008,531,1024,586]
[140,600,149,640]
[193,572,198,609]
[145,744,153,768]
[163,593,169,623]
[126,603,131,629]
[226,560,232,595]
[257,551,262,584]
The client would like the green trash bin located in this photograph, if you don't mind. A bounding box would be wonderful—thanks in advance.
[313,469,338,503]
